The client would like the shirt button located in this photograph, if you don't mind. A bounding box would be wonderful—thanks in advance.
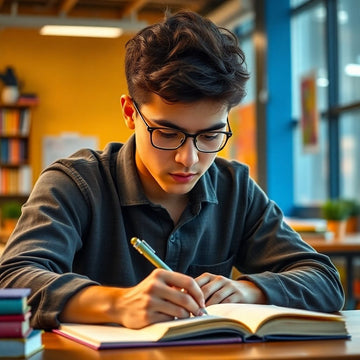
[169,235,175,243]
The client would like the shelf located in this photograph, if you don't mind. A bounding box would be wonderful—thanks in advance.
[0,105,33,198]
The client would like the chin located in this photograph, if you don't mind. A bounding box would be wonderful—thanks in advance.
[162,183,196,195]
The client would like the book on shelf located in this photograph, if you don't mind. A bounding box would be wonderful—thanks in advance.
[0,165,32,195]
[0,138,28,164]
[0,107,31,136]
[16,93,39,106]
[0,311,31,338]
[0,329,43,358]
[54,303,349,349]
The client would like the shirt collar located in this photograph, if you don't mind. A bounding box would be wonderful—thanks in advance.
[116,135,218,207]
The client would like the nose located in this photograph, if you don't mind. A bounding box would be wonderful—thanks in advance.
[174,137,199,167]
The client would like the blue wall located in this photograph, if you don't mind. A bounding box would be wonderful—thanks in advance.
[264,0,294,215]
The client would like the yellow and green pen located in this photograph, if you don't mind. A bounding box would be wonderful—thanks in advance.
[130,237,208,315]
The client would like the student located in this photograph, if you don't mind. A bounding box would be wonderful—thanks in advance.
[0,10,344,330]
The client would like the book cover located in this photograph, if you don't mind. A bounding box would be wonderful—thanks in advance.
[0,288,31,315]
[0,288,31,299]
[54,303,349,349]
[0,329,43,358]
[0,311,31,338]
[0,298,30,315]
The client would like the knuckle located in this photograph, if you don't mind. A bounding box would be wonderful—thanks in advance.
[151,268,165,279]
[174,307,190,319]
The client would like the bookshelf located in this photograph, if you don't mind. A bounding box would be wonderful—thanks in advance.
[0,104,32,198]
[0,103,33,234]
[0,103,34,242]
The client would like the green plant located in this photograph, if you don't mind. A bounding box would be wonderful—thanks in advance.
[1,201,22,219]
[342,199,360,217]
[321,199,351,221]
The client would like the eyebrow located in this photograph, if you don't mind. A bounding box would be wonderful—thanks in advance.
[150,118,228,132]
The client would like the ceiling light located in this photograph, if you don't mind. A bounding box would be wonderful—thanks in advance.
[40,25,123,38]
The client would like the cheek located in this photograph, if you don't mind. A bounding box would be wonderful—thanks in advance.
[199,153,217,170]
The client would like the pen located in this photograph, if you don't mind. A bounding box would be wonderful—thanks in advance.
[130,237,208,315]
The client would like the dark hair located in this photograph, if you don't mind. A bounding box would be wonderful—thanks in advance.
[125,10,249,108]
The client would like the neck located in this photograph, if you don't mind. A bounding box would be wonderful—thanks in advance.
[135,152,189,224]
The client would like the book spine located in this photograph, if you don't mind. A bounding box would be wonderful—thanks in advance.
[0,298,26,315]
[0,322,29,338]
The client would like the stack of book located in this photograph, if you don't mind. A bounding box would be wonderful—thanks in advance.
[0,288,43,358]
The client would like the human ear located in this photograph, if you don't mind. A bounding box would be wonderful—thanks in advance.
[120,95,135,130]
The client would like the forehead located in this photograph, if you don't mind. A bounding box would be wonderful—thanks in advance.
[140,94,228,130]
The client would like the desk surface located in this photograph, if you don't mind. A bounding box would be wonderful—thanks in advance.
[32,310,360,360]
[306,233,360,253]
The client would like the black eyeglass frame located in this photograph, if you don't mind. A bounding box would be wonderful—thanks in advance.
[133,101,232,153]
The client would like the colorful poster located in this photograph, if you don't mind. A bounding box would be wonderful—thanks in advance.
[301,73,319,152]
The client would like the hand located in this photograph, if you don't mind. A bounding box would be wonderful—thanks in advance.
[195,273,267,306]
[116,269,206,328]
[60,269,206,329]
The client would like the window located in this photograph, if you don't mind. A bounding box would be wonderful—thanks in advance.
[291,0,360,207]
[338,0,360,106]
[291,1,328,205]
[340,110,360,200]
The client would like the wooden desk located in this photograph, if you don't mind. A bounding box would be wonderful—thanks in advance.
[30,310,360,360]
[306,234,360,309]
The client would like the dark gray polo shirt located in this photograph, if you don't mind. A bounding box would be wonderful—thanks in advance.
[0,135,344,329]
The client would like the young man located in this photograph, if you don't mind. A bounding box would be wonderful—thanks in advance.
[0,11,344,330]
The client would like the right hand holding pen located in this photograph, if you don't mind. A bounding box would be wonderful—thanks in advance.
[115,269,206,329]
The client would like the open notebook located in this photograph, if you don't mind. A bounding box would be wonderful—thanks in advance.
[54,303,349,349]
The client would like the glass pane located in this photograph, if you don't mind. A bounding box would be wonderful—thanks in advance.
[338,0,360,105]
[239,36,255,105]
[291,3,328,205]
[291,0,309,8]
[339,110,360,201]
[293,119,328,204]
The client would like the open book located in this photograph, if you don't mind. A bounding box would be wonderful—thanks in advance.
[54,303,349,349]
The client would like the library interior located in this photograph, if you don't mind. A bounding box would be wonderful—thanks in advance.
[0,0,360,359]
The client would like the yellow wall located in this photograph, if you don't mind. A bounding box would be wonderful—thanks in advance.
[0,28,134,183]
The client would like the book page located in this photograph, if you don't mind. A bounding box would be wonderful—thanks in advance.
[205,303,343,334]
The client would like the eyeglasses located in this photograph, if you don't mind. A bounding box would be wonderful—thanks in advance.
[133,102,232,153]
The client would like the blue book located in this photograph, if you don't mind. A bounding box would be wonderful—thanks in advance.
[0,329,43,358]
[0,288,31,315]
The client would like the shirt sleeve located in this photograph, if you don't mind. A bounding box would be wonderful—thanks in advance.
[235,177,345,312]
[0,168,99,330]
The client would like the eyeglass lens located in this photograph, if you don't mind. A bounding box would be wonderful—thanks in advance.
[151,128,228,152]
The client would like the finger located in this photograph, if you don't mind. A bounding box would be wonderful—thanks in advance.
[165,285,204,316]
[200,275,227,301]
[220,292,242,304]
[160,270,206,311]
[195,272,213,287]
[151,297,191,320]
[205,285,237,305]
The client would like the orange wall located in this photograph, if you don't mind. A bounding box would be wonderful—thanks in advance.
[0,28,134,183]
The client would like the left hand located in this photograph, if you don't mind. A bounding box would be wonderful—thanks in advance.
[195,273,267,306]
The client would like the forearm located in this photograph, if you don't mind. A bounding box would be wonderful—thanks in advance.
[59,285,126,324]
